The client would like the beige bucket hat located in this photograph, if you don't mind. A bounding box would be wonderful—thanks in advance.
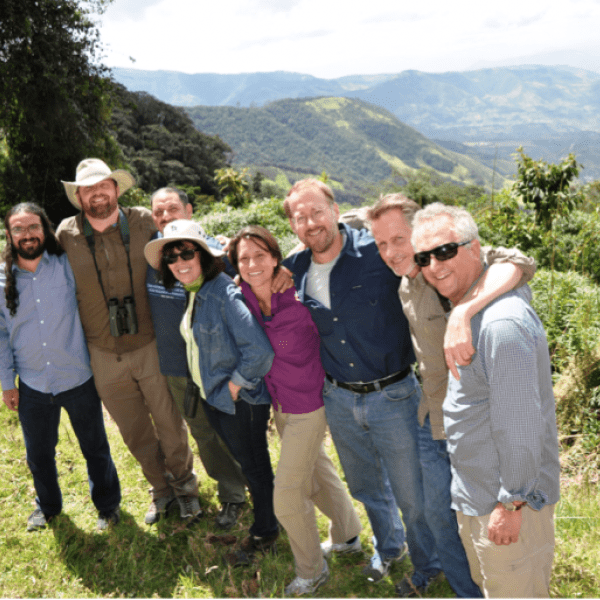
[144,219,224,270]
[62,158,136,209]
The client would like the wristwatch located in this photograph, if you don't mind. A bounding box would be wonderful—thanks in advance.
[500,502,524,512]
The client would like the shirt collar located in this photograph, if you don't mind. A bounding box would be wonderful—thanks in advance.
[12,250,50,274]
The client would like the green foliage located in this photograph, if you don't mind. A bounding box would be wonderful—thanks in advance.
[528,270,600,375]
[214,167,253,208]
[0,0,120,224]
[200,196,297,255]
[388,168,487,208]
[109,85,230,198]
[510,148,582,231]
[186,97,504,195]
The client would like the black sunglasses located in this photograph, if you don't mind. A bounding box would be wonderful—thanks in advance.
[164,248,199,265]
[414,240,472,267]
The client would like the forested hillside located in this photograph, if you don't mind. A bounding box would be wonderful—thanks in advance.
[187,97,505,197]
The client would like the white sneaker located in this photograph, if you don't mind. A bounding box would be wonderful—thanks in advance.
[285,561,329,596]
[362,542,408,582]
[320,536,362,557]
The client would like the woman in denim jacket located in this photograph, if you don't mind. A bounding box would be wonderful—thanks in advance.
[144,220,279,558]
[228,225,361,596]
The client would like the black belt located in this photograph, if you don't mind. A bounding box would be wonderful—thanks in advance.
[326,366,411,394]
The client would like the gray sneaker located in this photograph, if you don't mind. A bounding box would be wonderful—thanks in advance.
[145,494,175,524]
[362,543,408,582]
[27,509,54,532]
[215,502,244,530]
[177,495,203,520]
[97,507,120,531]
[285,561,329,596]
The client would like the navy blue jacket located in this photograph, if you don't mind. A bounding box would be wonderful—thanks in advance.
[283,222,415,383]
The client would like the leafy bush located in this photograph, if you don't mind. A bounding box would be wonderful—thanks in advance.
[529,269,600,455]
[199,195,297,255]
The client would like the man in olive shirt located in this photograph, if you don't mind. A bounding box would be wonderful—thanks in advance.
[57,159,199,524]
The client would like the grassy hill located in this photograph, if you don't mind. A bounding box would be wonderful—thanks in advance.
[187,96,507,202]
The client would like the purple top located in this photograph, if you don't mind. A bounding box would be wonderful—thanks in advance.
[241,282,325,414]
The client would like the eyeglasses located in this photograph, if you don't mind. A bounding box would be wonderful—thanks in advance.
[164,248,199,264]
[414,240,473,267]
[10,224,43,236]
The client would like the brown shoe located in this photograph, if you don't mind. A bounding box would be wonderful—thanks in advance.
[240,530,279,555]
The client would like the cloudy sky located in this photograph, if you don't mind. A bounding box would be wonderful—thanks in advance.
[98,0,600,77]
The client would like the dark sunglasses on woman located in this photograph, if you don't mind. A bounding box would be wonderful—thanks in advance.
[164,248,199,264]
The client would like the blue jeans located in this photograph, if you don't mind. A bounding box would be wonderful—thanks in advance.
[323,373,441,585]
[418,416,483,598]
[203,399,278,538]
[18,377,121,516]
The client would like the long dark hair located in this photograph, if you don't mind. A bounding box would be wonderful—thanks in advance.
[158,240,225,289]
[3,203,63,316]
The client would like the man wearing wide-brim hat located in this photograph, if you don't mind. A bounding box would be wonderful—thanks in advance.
[56,158,201,525]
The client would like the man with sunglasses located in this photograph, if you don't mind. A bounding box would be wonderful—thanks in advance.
[56,160,200,526]
[411,203,559,598]
[146,187,247,530]
[368,194,535,597]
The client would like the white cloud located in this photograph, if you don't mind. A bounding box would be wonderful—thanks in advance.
[98,0,600,77]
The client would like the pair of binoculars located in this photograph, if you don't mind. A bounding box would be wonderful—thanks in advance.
[108,296,138,337]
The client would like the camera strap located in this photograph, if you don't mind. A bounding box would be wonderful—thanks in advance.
[82,208,136,306]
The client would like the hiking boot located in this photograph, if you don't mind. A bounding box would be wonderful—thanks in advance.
[240,530,279,555]
[27,509,54,532]
[321,535,362,557]
[285,561,329,596]
[363,543,408,582]
[97,507,120,531]
[145,494,175,524]
[177,495,203,520]
[395,575,434,597]
[215,502,244,530]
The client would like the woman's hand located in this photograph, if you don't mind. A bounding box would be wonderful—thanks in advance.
[228,380,242,401]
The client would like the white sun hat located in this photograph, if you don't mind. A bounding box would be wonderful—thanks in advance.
[144,219,224,270]
[61,158,136,209]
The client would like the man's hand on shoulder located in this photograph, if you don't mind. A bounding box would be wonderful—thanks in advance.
[487,503,523,545]
[445,303,476,380]
[2,388,19,411]
[271,266,294,293]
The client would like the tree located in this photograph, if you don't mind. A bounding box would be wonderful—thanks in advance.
[0,0,120,224]
[511,147,582,232]
[214,167,252,208]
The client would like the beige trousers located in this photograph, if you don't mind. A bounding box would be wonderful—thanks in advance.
[90,342,196,499]
[273,406,362,579]
[457,504,556,598]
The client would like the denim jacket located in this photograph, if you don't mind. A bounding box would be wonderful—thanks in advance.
[190,272,274,415]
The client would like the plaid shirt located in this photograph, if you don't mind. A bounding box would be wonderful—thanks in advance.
[444,286,560,516]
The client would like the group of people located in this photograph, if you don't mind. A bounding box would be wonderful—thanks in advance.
[0,158,560,598]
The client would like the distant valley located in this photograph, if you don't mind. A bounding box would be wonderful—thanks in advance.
[112,65,600,182]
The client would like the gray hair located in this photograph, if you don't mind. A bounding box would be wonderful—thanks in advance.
[411,202,479,249]
[151,187,190,208]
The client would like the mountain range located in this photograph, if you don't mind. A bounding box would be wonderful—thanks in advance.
[112,65,600,182]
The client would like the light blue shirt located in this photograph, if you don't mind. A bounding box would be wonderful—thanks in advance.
[444,285,560,516]
[0,251,93,394]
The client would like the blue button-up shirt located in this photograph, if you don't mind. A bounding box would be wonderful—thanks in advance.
[283,222,415,383]
[444,286,561,516]
[0,251,93,394]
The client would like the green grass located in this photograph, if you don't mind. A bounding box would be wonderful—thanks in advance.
[1,404,600,598]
